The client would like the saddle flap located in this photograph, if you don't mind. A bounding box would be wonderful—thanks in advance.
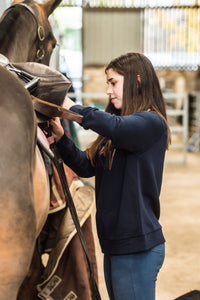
[0,56,81,123]
[12,61,72,107]
[32,95,83,123]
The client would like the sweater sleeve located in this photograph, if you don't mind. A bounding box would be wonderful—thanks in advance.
[56,134,95,178]
[70,105,167,153]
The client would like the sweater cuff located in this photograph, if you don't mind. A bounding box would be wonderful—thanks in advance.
[56,133,69,147]
[70,104,85,115]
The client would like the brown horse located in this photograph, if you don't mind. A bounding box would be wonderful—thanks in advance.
[0,0,63,298]
[0,0,60,65]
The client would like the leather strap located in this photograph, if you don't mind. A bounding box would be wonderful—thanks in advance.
[39,138,101,300]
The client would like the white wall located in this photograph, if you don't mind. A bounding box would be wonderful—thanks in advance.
[0,0,11,16]
[83,8,142,66]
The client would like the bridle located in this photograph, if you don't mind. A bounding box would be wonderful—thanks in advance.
[4,3,46,62]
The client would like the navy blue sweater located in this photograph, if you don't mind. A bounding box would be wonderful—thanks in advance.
[56,105,167,255]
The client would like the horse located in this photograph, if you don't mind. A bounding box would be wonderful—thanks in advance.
[0,2,99,299]
[0,0,63,298]
[0,1,99,299]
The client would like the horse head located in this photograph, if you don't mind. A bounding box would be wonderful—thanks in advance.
[0,0,62,64]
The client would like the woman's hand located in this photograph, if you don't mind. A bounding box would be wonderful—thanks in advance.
[50,117,64,142]
[63,96,76,110]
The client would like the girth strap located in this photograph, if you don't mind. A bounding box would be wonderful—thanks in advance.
[38,138,101,300]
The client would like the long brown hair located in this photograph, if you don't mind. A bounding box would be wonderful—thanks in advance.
[86,52,171,166]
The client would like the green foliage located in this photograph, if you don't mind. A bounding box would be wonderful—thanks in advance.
[61,28,81,50]
[53,7,82,51]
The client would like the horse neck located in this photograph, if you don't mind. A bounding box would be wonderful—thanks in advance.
[0,9,37,62]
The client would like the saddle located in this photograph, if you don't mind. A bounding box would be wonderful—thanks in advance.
[0,53,83,123]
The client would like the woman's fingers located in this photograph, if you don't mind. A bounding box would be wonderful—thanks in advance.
[50,118,64,141]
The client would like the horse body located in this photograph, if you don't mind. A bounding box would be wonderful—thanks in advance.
[0,0,62,298]
[0,66,37,299]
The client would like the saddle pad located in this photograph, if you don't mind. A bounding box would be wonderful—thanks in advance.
[0,53,9,65]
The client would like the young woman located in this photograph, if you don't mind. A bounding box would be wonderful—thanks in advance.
[50,52,170,300]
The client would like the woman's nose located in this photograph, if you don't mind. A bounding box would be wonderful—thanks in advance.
[106,85,112,95]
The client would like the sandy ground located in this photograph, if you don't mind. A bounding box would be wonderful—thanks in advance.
[157,150,200,300]
[77,127,200,300]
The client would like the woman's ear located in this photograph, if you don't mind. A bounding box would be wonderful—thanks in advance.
[137,74,141,84]
[137,74,141,87]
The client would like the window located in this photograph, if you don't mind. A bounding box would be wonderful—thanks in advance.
[144,7,200,70]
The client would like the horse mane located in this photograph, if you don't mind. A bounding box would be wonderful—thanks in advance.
[0,0,37,44]
[0,5,23,44]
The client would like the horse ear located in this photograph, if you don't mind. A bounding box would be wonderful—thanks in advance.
[10,0,25,4]
[41,0,63,17]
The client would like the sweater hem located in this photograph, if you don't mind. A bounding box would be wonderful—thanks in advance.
[100,228,165,255]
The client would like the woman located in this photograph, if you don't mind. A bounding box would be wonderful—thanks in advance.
[51,52,170,300]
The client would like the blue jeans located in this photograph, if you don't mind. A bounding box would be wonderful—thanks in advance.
[104,243,165,300]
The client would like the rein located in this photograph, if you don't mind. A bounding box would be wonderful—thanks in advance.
[4,3,45,62]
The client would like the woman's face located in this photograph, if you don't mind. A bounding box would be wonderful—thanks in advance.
[106,68,124,110]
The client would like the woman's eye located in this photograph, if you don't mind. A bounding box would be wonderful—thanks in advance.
[111,82,116,86]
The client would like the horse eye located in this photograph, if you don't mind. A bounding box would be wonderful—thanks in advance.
[52,42,56,49]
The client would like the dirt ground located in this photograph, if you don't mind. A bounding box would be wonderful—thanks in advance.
[77,127,200,300]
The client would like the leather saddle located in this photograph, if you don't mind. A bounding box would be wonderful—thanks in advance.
[0,53,83,124]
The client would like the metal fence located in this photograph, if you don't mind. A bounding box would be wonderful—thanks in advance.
[61,0,200,8]
[143,7,200,70]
